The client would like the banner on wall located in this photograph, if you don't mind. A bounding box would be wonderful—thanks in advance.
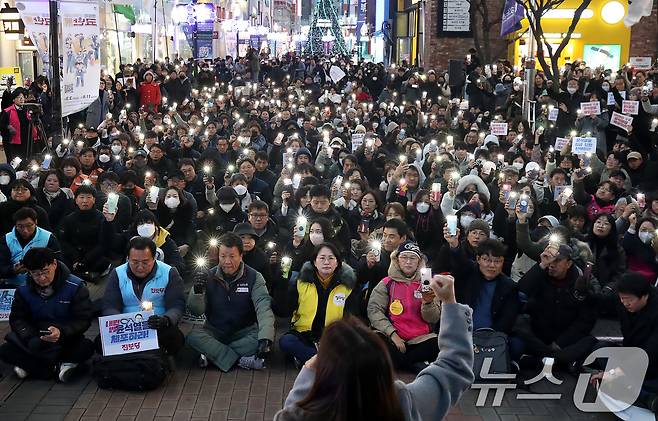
[60,1,101,117]
[16,1,50,72]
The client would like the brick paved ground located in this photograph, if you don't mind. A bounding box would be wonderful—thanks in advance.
[0,274,626,421]
[0,317,625,421]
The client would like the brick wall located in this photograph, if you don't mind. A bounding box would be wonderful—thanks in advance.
[629,3,658,60]
[422,0,508,71]
[422,1,657,71]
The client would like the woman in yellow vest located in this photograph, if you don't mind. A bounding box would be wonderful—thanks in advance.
[274,242,358,367]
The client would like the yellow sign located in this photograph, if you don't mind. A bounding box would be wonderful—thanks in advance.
[0,67,23,98]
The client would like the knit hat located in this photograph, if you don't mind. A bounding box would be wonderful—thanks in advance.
[386,121,399,134]
[354,124,366,133]
[538,215,560,227]
[294,147,312,160]
[466,219,490,237]
[484,134,499,146]
[397,241,422,259]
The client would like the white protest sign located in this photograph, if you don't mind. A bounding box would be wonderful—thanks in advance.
[622,100,639,115]
[572,137,597,154]
[607,92,616,106]
[610,111,634,131]
[0,289,15,321]
[490,122,508,136]
[99,310,159,356]
[630,57,653,70]
[554,137,569,151]
[351,133,365,152]
[548,108,559,121]
[459,100,470,110]
[329,66,346,84]
[580,101,600,116]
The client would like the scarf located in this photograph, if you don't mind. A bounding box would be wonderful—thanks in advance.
[42,188,61,204]
[316,271,334,289]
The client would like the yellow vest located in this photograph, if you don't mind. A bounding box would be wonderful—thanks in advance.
[291,281,352,333]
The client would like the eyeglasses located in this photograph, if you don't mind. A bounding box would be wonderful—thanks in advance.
[317,256,336,262]
[16,222,36,230]
[29,265,52,279]
[249,213,267,219]
[480,256,504,266]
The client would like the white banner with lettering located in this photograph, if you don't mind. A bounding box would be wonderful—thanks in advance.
[16,1,51,71]
[60,1,101,117]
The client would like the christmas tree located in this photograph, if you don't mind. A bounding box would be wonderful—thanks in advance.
[304,0,348,56]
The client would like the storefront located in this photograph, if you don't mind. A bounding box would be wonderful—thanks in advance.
[395,0,423,65]
[511,0,631,70]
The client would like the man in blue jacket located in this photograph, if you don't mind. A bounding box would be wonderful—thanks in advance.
[101,236,186,355]
[0,247,94,381]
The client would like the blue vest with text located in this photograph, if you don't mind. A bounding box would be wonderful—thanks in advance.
[117,261,171,315]
[5,227,51,286]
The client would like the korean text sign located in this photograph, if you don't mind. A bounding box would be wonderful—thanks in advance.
[99,311,159,356]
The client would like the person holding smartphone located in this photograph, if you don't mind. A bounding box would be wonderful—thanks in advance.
[367,241,441,372]
[274,274,474,421]
[0,247,94,382]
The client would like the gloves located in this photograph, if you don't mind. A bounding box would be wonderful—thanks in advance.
[256,339,272,359]
[193,272,207,294]
[27,336,42,352]
[147,315,171,330]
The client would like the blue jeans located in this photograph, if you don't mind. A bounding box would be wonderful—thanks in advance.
[279,333,316,364]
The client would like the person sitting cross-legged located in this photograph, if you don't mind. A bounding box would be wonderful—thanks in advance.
[186,232,275,371]
[0,247,94,381]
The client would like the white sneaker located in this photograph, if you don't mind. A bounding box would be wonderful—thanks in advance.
[13,366,28,379]
[58,363,78,382]
[198,354,208,368]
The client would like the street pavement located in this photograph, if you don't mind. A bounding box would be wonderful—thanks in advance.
[0,317,624,421]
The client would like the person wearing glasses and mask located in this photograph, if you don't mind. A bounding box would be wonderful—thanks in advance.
[0,247,94,382]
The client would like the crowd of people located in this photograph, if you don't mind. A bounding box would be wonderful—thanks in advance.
[0,46,657,416]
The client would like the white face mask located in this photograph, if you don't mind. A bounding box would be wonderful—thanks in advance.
[336,127,344,133]
[379,180,388,191]
[567,87,578,94]
[639,232,654,244]
[297,118,303,126]
[220,202,235,213]
[372,122,379,129]
[460,215,475,229]
[512,162,524,170]
[416,202,430,213]
[602,84,610,92]
[111,145,122,154]
[309,233,324,246]
[137,223,156,238]
[164,197,180,209]
[234,185,248,196]
[0,175,10,185]
[98,154,110,163]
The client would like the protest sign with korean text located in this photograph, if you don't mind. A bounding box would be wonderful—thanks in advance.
[490,122,508,136]
[351,133,365,152]
[572,137,597,154]
[0,289,15,321]
[580,102,600,116]
[622,100,639,115]
[99,311,159,356]
[610,112,634,131]
[554,137,569,152]
[548,108,559,121]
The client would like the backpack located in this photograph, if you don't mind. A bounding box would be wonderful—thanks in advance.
[472,328,511,380]
[92,350,170,391]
